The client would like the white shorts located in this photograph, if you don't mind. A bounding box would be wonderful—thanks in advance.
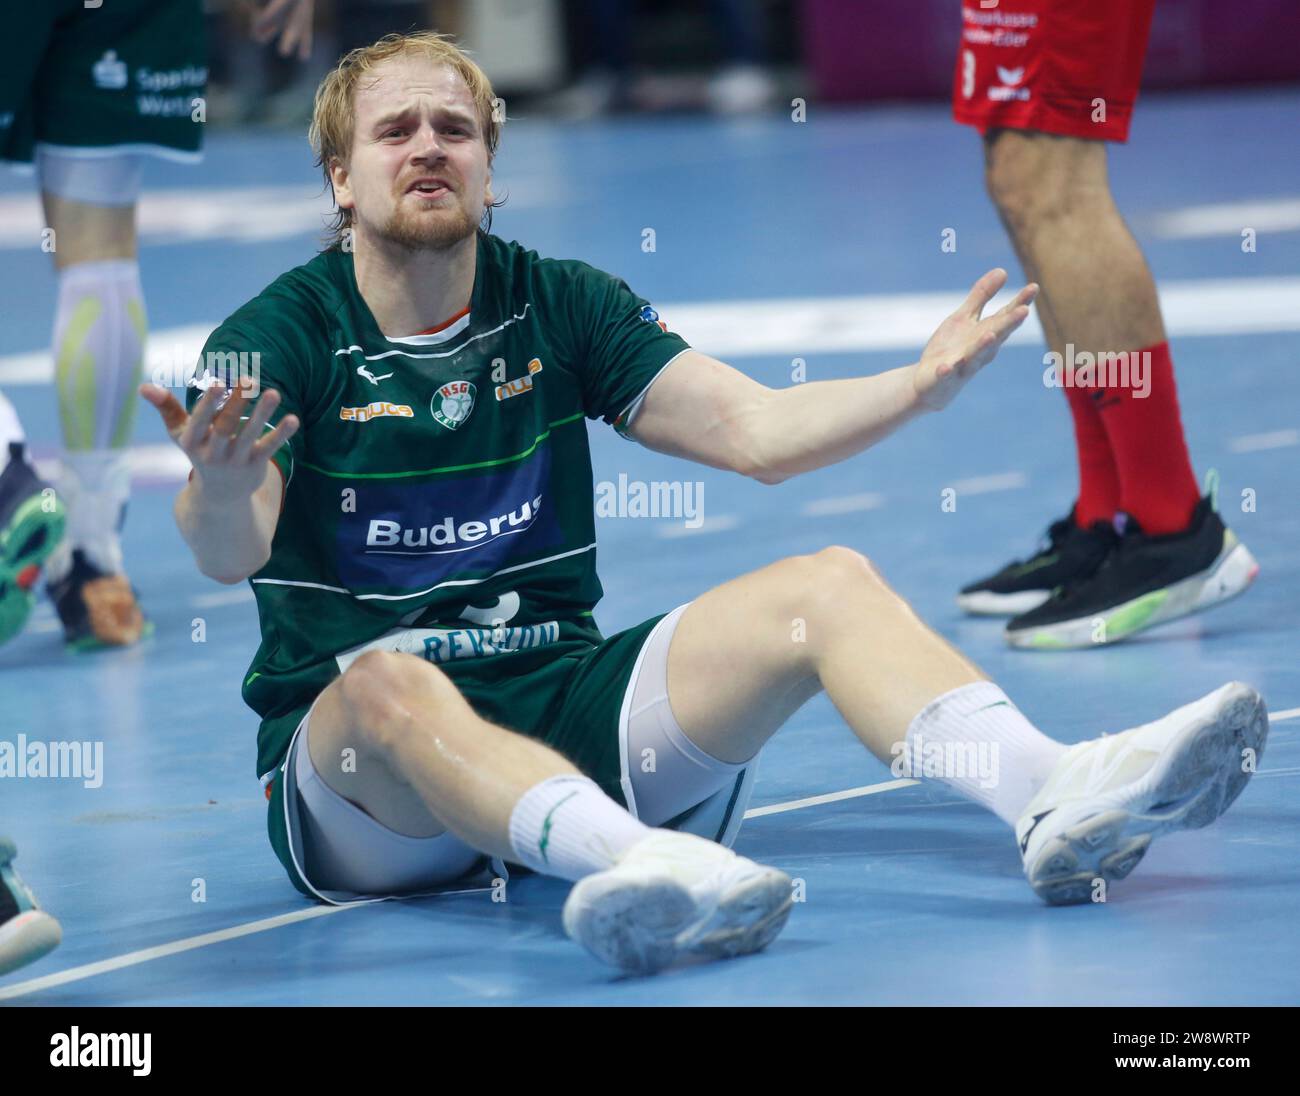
[280,604,758,905]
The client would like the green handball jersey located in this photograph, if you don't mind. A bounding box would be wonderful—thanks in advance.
[190,232,690,782]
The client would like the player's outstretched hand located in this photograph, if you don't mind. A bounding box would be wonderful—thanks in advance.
[913,269,1037,412]
[250,0,315,61]
[139,382,298,503]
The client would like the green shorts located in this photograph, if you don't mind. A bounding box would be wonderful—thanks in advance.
[264,609,756,901]
[0,0,207,165]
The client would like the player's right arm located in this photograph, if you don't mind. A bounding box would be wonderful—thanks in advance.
[140,382,299,584]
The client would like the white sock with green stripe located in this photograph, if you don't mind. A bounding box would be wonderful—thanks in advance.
[508,774,650,881]
[48,259,145,580]
[903,681,1067,826]
[53,259,146,452]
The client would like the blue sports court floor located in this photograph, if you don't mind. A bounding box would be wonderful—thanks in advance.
[2,87,1298,1005]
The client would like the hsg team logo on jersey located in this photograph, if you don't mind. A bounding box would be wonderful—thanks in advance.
[432,380,476,430]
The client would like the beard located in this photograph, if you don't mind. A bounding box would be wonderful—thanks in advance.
[377,194,479,252]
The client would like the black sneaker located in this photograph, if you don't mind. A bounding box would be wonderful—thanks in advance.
[0,442,66,648]
[47,547,151,652]
[1005,494,1259,650]
[957,509,1117,617]
[0,835,62,976]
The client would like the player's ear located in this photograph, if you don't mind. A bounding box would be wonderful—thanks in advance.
[330,157,354,211]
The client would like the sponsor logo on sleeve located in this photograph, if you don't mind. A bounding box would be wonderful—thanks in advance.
[639,305,668,333]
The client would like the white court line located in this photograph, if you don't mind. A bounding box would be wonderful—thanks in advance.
[743,778,919,818]
[802,492,886,517]
[191,588,257,609]
[3,705,1295,1001]
[5,276,1300,386]
[950,471,1027,495]
[35,445,193,485]
[0,776,922,1001]
[0,906,346,1001]
[1150,197,1300,239]
[1229,429,1300,453]
[655,515,740,538]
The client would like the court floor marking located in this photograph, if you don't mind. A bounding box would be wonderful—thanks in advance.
[0,905,346,1002]
[1229,429,1300,453]
[3,708,1296,1002]
[6,275,1300,386]
[743,778,919,818]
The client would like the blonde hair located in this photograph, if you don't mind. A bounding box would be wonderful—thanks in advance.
[309,31,503,248]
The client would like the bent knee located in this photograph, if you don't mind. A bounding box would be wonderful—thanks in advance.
[337,650,449,752]
[812,544,885,587]
[783,546,889,613]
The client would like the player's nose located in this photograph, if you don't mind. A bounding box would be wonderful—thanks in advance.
[408,122,447,163]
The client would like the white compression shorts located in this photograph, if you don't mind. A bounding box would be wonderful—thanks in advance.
[281,602,758,904]
[36,147,143,206]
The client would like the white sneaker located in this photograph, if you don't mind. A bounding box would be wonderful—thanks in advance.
[1,836,63,976]
[562,830,792,974]
[1015,682,1269,905]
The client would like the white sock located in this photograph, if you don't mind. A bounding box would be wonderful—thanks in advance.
[48,259,144,579]
[902,681,1067,826]
[508,774,651,882]
[53,259,146,451]
[46,450,132,580]
[0,389,24,471]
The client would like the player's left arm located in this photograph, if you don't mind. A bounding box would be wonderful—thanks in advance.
[628,269,1037,484]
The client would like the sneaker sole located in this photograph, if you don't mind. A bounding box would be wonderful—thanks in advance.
[0,910,63,976]
[0,493,67,646]
[564,862,793,975]
[1006,536,1259,650]
[1024,682,1269,905]
[956,588,1053,617]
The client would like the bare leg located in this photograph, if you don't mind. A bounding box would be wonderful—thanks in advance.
[41,194,136,269]
[983,128,1202,537]
[983,130,1164,357]
[666,546,986,764]
[306,649,582,858]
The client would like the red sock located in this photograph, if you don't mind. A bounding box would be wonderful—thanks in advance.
[1093,340,1201,535]
[1063,380,1120,528]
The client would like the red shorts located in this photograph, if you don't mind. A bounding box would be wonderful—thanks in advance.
[951,0,1156,143]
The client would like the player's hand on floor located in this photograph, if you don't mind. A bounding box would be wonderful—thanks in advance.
[913,269,1037,412]
[250,0,315,61]
[139,382,298,503]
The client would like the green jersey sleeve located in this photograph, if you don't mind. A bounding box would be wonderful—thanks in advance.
[546,260,690,432]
